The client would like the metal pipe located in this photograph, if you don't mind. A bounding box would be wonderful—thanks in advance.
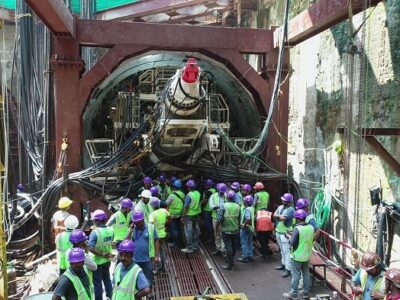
[25,250,56,270]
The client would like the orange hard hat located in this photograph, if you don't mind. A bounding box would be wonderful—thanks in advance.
[360,252,381,271]
[253,182,264,190]
[385,268,400,287]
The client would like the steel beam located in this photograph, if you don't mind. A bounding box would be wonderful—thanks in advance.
[276,0,383,47]
[365,136,400,176]
[97,0,219,21]
[337,127,400,136]
[24,0,75,37]
[76,19,273,53]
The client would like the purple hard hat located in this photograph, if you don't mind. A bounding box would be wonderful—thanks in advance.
[158,175,166,182]
[294,209,307,220]
[91,209,107,221]
[186,179,196,188]
[230,182,240,191]
[120,198,133,209]
[143,177,152,184]
[296,198,310,210]
[242,184,252,192]
[150,186,159,197]
[205,179,214,188]
[281,193,294,202]
[131,209,145,222]
[217,183,227,193]
[69,229,88,244]
[118,239,135,253]
[227,190,236,199]
[243,195,254,206]
[17,183,24,191]
[68,247,85,263]
[150,197,161,208]
[172,179,182,188]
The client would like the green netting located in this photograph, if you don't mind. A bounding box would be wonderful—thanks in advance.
[1,0,140,12]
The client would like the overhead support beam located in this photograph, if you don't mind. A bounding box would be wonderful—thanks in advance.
[77,19,273,53]
[275,0,383,47]
[365,136,400,176]
[24,0,75,37]
[337,127,400,136]
[97,0,216,21]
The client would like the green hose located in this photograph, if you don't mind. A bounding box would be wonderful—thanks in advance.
[311,187,332,229]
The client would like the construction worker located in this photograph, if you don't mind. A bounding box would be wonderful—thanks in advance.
[273,193,295,278]
[166,179,185,248]
[216,190,240,270]
[209,183,227,256]
[138,176,153,195]
[88,210,114,300]
[107,198,134,248]
[129,209,160,289]
[52,247,94,300]
[352,252,386,300]
[253,182,270,214]
[295,198,320,238]
[148,197,170,273]
[148,186,159,214]
[55,215,79,274]
[283,209,315,300]
[112,240,151,300]
[52,196,73,236]
[384,268,400,300]
[256,207,274,258]
[201,179,216,244]
[230,182,242,205]
[156,174,171,201]
[69,229,97,273]
[136,189,152,222]
[181,179,202,254]
[237,194,255,263]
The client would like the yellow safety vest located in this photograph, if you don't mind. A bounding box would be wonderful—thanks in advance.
[63,267,94,300]
[112,263,141,300]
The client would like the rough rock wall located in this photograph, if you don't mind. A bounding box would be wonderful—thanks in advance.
[255,0,400,267]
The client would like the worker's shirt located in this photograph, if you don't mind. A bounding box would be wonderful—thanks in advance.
[113,262,149,290]
[53,268,91,300]
[132,224,159,263]
[352,269,384,300]
[307,217,318,230]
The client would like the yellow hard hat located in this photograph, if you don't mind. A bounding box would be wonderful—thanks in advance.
[58,196,73,209]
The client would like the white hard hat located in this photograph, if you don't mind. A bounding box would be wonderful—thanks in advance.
[140,190,152,199]
[65,215,79,230]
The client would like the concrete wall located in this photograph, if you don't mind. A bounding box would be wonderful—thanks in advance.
[256,1,400,267]
[0,24,16,88]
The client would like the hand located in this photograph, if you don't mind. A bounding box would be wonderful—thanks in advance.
[351,286,363,296]
[154,255,160,263]
[105,253,115,259]
[370,291,384,299]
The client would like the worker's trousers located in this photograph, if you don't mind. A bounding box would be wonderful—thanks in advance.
[291,259,310,296]
[276,233,291,271]
[183,215,200,250]
[212,218,225,252]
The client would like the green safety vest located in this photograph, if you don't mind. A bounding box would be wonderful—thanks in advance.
[93,227,114,265]
[56,230,73,270]
[255,191,269,212]
[148,223,155,258]
[221,202,240,233]
[187,190,201,216]
[149,209,169,238]
[291,224,314,262]
[203,188,216,212]
[112,263,141,300]
[354,270,385,300]
[137,200,150,222]
[157,184,172,200]
[112,211,131,242]
[210,192,226,219]
[305,213,316,226]
[276,206,294,234]
[63,267,94,300]
[168,190,184,216]
[241,206,255,232]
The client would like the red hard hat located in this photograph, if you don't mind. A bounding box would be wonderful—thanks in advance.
[361,252,381,271]
[385,268,400,287]
[253,182,264,190]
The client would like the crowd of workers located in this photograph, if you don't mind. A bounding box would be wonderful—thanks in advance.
[50,175,400,300]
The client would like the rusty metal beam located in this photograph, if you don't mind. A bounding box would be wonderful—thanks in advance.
[97,0,216,21]
[24,0,75,37]
[77,19,273,53]
[365,136,400,176]
[277,0,383,47]
[337,127,400,136]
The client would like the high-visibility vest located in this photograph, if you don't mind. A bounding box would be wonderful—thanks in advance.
[290,225,314,262]
[256,210,274,231]
[187,191,201,216]
[168,191,185,217]
[209,192,226,219]
[63,267,94,300]
[203,188,216,212]
[305,213,317,227]
[149,209,169,238]
[92,227,114,265]
[241,206,255,232]
[112,211,131,242]
[255,191,269,212]
[353,270,385,300]
[275,205,294,233]
[112,263,141,300]
[137,200,150,222]
[221,202,240,233]
[56,230,73,270]
[157,184,172,200]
